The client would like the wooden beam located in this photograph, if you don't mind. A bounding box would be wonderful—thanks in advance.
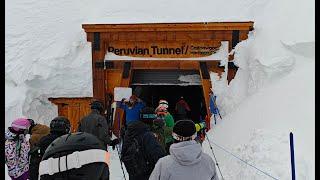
[48,97,92,104]
[83,22,254,32]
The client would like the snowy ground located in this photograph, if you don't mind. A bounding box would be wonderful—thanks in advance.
[5,0,314,179]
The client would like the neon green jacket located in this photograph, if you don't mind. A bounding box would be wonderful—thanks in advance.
[164,113,174,144]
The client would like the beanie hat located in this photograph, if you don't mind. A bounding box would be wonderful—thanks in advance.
[11,118,31,132]
[172,120,196,142]
[158,99,168,109]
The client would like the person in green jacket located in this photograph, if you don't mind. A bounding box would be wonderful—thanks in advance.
[155,100,174,154]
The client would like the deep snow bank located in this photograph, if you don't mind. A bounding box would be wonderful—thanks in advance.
[205,0,314,177]
[205,54,314,179]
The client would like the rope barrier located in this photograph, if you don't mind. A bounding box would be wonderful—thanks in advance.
[205,135,225,180]
[116,110,127,180]
[206,137,280,180]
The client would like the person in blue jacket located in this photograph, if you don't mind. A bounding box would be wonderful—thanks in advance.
[118,95,145,126]
[209,92,221,125]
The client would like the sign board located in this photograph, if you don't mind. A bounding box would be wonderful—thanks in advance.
[114,87,132,101]
[107,41,221,58]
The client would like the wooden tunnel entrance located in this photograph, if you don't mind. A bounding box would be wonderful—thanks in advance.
[49,22,254,133]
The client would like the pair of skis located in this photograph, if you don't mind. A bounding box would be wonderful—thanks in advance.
[210,95,222,124]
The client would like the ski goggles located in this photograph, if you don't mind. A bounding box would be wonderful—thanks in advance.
[140,113,157,119]
[172,132,197,141]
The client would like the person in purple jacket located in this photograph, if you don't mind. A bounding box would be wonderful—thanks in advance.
[118,95,145,126]
[5,118,31,180]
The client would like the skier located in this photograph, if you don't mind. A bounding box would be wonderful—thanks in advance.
[209,92,222,125]
[121,120,166,180]
[155,99,174,153]
[194,101,207,144]
[37,116,70,154]
[5,118,31,180]
[149,120,219,180]
[27,118,50,180]
[27,119,50,148]
[175,96,191,121]
[152,112,167,151]
[140,106,166,150]
[28,116,71,180]
[78,100,113,147]
[38,132,110,179]
[118,95,145,126]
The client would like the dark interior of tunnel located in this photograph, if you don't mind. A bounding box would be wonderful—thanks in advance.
[131,85,207,123]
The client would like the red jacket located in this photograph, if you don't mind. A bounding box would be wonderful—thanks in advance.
[175,99,191,115]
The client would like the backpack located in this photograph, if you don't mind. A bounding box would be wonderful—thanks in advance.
[151,118,166,149]
[121,133,151,176]
[28,146,42,180]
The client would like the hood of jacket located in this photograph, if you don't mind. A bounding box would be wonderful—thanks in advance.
[5,130,17,140]
[126,121,149,139]
[31,124,50,135]
[170,140,202,166]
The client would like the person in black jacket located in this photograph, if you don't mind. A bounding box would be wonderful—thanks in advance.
[121,120,166,180]
[78,100,112,147]
[29,116,70,180]
[39,132,110,180]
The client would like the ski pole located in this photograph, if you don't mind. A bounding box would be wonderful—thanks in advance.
[117,111,127,180]
[205,132,225,180]
[217,108,222,120]
[290,132,296,180]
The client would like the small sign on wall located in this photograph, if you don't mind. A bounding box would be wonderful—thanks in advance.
[114,87,132,101]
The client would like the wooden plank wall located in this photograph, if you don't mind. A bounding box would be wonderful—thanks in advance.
[49,97,92,132]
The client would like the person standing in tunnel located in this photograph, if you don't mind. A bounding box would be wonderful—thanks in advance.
[118,95,145,126]
[175,96,191,121]
[155,99,175,153]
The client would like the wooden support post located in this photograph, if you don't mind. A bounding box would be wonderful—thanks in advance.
[91,32,106,106]
[199,62,212,118]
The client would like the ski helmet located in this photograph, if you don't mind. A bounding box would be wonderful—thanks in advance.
[50,116,70,134]
[90,100,104,113]
[10,118,31,134]
[39,132,109,180]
